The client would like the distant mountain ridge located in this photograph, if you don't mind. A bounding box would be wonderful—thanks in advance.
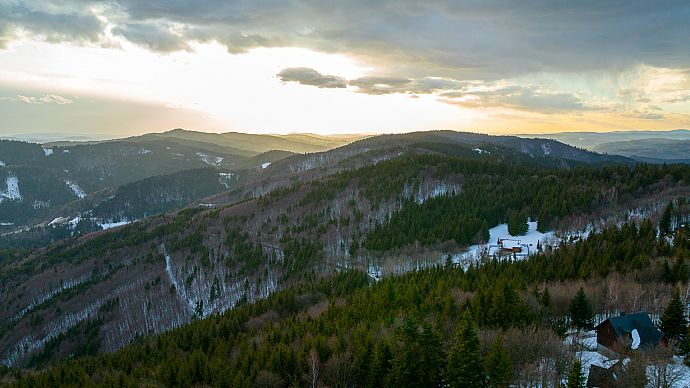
[0,129,631,250]
[520,129,690,149]
[592,138,690,161]
[130,129,364,154]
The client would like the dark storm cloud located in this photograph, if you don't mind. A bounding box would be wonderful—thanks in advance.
[2,0,689,80]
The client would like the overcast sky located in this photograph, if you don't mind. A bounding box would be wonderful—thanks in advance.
[1,0,689,137]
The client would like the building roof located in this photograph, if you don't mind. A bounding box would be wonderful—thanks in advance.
[596,312,664,349]
[587,361,622,388]
[587,365,614,388]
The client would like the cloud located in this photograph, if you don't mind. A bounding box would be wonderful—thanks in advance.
[0,1,105,45]
[2,1,689,81]
[441,85,595,114]
[277,67,347,89]
[112,22,192,52]
[275,67,599,114]
[349,76,472,95]
[276,68,476,96]
[3,94,74,105]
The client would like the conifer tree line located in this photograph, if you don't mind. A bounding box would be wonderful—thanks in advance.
[357,154,690,251]
[6,216,690,387]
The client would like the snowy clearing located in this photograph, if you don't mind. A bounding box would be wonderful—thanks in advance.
[43,148,53,156]
[196,153,224,166]
[541,143,552,155]
[0,175,22,203]
[98,220,131,230]
[48,217,69,226]
[219,172,238,188]
[0,161,5,167]
[261,162,272,169]
[452,221,554,268]
[473,148,490,154]
[65,180,86,198]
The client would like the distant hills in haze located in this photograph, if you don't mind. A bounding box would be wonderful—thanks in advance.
[523,129,690,149]
[520,129,690,163]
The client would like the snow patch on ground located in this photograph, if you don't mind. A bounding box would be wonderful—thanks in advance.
[541,143,552,156]
[473,148,490,154]
[0,175,22,203]
[98,220,131,230]
[577,350,618,382]
[261,162,272,169]
[453,221,554,268]
[48,216,83,228]
[48,217,69,226]
[162,245,196,313]
[0,161,5,167]
[62,149,70,153]
[43,148,53,156]
[196,153,224,166]
[65,180,86,198]
[566,330,690,386]
[219,172,238,188]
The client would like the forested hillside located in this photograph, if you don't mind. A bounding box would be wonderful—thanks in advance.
[1,137,688,370]
[4,218,690,387]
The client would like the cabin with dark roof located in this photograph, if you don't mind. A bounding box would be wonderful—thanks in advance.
[595,312,665,354]
[586,361,623,388]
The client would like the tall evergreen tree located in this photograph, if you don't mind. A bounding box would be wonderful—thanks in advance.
[569,287,594,331]
[660,289,688,348]
[366,341,391,388]
[387,321,444,387]
[566,359,585,388]
[447,309,485,387]
[537,208,550,233]
[485,335,511,387]
[660,202,674,235]
[539,287,554,325]
[508,210,529,236]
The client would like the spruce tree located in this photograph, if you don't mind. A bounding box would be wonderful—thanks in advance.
[539,287,554,325]
[367,341,391,388]
[447,309,485,387]
[566,359,585,388]
[485,335,511,387]
[660,289,688,348]
[537,208,549,233]
[569,287,594,331]
[387,321,444,387]
[508,210,529,236]
[660,202,674,235]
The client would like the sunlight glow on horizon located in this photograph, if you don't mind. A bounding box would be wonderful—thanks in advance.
[0,37,688,136]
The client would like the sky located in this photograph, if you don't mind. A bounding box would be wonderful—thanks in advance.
[0,0,689,137]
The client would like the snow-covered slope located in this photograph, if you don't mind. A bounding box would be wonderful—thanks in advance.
[65,180,86,198]
[0,175,22,203]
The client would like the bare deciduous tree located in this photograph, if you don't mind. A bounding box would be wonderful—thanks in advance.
[302,348,321,388]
